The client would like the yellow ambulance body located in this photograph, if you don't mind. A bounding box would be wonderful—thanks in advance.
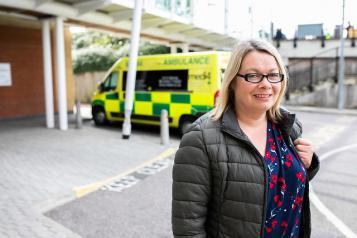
[91,51,230,133]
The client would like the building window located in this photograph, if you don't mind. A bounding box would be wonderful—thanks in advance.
[154,0,192,17]
[155,0,171,11]
[175,0,191,17]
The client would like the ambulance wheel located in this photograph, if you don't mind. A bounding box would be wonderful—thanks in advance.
[92,106,107,126]
[179,116,196,135]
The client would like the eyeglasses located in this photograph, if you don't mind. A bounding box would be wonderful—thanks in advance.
[237,73,284,83]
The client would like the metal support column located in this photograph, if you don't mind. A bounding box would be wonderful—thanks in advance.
[309,58,314,92]
[338,0,346,110]
[122,0,143,139]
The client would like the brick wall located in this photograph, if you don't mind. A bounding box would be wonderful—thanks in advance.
[0,24,74,119]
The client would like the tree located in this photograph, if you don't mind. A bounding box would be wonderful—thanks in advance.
[72,47,120,74]
[72,30,128,50]
[139,42,170,55]
[72,30,171,74]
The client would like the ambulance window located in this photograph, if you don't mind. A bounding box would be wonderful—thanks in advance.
[122,70,188,91]
[109,72,118,89]
[103,72,118,91]
[103,75,111,89]
[149,70,188,91]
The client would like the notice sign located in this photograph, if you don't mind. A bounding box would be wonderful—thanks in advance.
[0,63,12,86]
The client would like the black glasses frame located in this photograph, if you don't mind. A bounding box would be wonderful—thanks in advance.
[237,73,284,83]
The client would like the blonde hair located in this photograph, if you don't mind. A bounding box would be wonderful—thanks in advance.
[212,40,288,123]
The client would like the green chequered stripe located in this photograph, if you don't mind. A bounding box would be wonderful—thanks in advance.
[120,101,124,112]
[153,103,169,116]
[120,101,135,113]
[92,99,104,107]
[135,92,151,102]
[106,92,119,100]
[191,105,213,115]
[171,94,190,104]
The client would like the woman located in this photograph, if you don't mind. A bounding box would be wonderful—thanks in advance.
[171,40,319,238]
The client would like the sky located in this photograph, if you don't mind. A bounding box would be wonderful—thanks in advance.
[234,0,357,39]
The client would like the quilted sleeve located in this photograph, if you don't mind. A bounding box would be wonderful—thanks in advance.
[171,127,211,238]
[307,153,320,180]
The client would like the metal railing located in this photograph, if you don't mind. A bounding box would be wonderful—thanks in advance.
[285,47,357,100]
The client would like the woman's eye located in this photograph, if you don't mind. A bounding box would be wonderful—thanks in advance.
[248,74,259,78]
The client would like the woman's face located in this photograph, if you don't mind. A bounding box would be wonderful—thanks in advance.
[232,50,282,116]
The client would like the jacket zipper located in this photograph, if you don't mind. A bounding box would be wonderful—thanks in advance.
[222,130,268,238]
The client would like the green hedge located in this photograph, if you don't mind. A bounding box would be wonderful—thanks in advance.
[139,43,170,55]
[72,43,170,74]
[72,47,120,74]
[72,30,172,74]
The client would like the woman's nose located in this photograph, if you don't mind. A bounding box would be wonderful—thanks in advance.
[258,76,272,88]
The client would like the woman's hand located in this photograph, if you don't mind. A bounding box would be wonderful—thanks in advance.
[294,138,314,169]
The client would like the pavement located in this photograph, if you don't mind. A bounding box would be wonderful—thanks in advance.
[0,111,180,238]
[1,105,357,238]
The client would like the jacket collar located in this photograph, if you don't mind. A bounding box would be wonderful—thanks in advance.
[278,107,296,136]
[221,106,245,139]
[220,105,296,138]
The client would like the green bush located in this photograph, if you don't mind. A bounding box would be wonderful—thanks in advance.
[72,31,128,50]
[73,47,119,74]
[139,43,170,55]
[72,30,171,74]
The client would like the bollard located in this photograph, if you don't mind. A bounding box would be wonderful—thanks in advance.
[160,109,170,145]
[75,99,82,129]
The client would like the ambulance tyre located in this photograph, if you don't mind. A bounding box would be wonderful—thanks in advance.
[92,106,107,126]
[179,116,196,135]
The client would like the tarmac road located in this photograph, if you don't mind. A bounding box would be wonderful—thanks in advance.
[45,109,357,238]
[1,107,357,238]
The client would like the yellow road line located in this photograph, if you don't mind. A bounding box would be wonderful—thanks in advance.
[73,147,177,198]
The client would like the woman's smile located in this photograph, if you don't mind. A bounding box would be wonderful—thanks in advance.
[253,93,272,99]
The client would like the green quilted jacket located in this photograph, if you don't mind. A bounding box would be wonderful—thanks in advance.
[172,106,320,238]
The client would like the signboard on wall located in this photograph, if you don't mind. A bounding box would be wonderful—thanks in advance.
[0,63,12,86]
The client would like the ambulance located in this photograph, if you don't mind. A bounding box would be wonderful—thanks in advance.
[91,51,230,134]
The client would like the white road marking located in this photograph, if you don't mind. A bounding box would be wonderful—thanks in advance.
[302,121,357,237]
[310,144,357,238]
[73,147,177,197]
[318,144,357,162]
[310,187,357,238]
[304,125,345,150]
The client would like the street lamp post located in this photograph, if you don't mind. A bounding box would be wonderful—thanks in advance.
[338,0,345,110]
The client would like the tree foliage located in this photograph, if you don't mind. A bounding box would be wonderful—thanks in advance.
[73,47,119,74]
[139,42,170,55]
[72,30,128,50]
[72,30,171,74]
